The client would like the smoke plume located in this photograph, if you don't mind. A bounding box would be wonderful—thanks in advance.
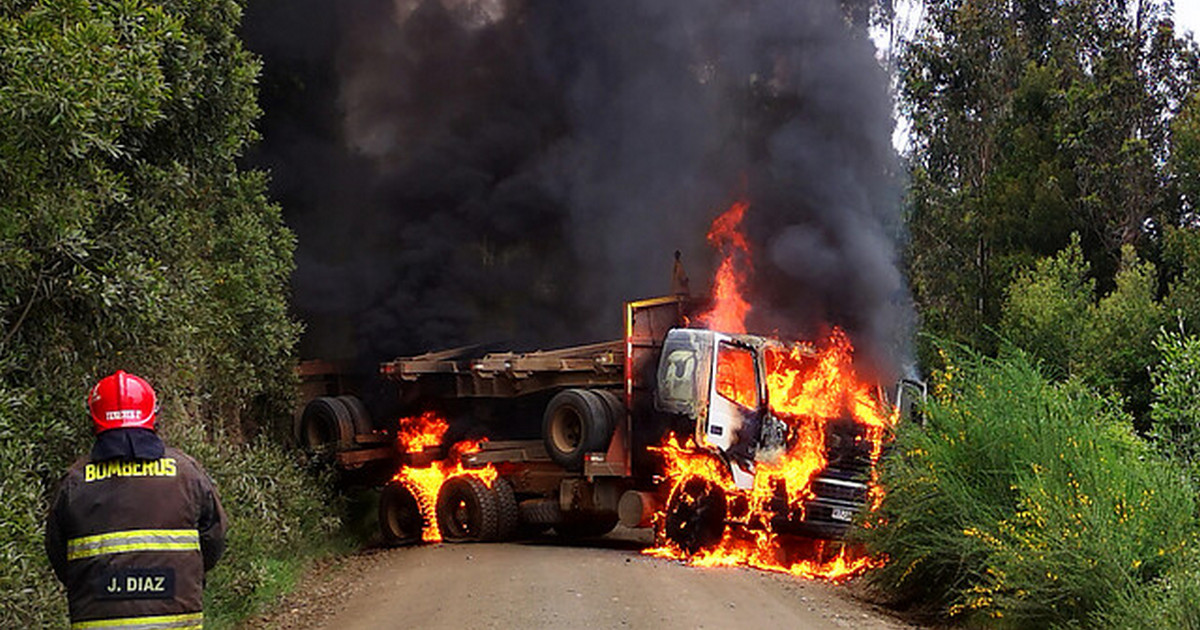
[243,0,911,379]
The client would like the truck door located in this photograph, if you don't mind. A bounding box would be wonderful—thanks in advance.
[706,340,763,470]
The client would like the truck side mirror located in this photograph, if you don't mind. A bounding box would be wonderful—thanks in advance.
[895,378,927,426]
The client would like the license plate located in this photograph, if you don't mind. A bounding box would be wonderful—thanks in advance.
[831,508,854,522]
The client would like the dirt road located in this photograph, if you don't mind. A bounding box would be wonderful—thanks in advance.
[249,528,915,630]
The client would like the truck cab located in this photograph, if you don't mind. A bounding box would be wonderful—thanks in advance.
[651,327,879,542]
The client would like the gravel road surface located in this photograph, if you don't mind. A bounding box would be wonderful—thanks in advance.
[246,529,916,630]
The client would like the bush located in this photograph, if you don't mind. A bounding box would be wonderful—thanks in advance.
[0,1,335,627]
[170,424,350,628]
[1148,328,1200,480]
[859,344,1199,627]
[1099,556,1200,629]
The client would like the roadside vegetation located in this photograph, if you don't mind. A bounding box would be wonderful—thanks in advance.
[859,0,1200,626]
[0,1,348,627]
[859,343,1200,626]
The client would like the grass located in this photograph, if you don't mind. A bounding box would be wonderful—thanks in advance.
[857,344,1200,627]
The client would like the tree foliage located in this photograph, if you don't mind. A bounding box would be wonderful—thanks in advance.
[903,0,1200,364]
[0,0,301,625]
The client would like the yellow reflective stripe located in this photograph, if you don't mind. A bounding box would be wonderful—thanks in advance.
[69,529,198,547]
[71,611,203,629]
[67,529,200,561]
[68,542,200,561]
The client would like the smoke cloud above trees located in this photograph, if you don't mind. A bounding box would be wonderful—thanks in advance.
[244,0,911,378]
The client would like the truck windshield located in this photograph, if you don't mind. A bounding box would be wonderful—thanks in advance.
[715,342,758,410]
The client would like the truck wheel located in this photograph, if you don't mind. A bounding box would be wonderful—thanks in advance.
[518,498,563,526]
[336,395,374,436]
[663,476,728,554]
[436,475,500,542]
[492,478,519,541]
[379,482,424,546]
[555,515,619,539]
[296,396,355,452]
[542,389,612,471]
[591,389,625,436]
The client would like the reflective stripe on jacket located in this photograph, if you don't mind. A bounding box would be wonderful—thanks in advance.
[46,445,227,628]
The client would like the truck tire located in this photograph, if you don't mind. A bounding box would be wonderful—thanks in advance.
[296,396,355,452]
[336,395,374,436]
[663,476,728,554]
[555,515,619,540]
[492,478,519,541]
[518,498,563,526]
[379,482,424,546]
[437,475,500,542]
[542,389,612,471]
[591,389,625,436]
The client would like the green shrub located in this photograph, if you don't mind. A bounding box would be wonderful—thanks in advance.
[1099,556,1200,629]
[172,428,350,629]
[1000,233,1094,377]
[859,344,1199,627]
[1148,328,1200,477]
[0,2,333,626]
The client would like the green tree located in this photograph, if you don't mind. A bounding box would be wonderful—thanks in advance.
[903,0,1199,365]
[1000,233,1093,377]
[1078,245,1166,418]
[1148,328,1200,474]
[0,0,304,625]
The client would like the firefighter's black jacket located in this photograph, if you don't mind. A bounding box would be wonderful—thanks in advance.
[45,429,228,629]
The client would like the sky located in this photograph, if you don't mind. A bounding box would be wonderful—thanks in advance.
[1179,2,1200,40]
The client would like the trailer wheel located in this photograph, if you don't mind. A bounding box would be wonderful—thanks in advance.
[663,476,728,554]
[436,475,500,542]
[555,515,619,540]
[591,389,625,436]
[296,396,355,452]
[542,389,613,471]
[492,478,519,541]
[336,395,374,436]
[379,482,424,546]
[518,498,563,526]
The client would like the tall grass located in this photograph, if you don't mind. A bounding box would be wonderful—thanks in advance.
[858,345,1199,627]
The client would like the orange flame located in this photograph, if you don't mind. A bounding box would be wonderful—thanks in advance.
[648,201,894,581]
[391,412,496,542]
[699,200,751,333]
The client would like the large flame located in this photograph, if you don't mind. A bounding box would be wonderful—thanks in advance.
[390,412,496,542]
[647,201,894,581]
[699,200,751,333]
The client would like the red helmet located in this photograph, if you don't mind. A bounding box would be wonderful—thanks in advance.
[88,370,157,433]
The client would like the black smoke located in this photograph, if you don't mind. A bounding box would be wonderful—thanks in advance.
[243,0,911,379]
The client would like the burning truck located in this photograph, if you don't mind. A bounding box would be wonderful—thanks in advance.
[296,203,921,579]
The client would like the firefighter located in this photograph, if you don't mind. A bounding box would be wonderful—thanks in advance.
[45,370,228,630]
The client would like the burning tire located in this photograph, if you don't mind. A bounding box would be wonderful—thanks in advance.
[436,475,500,542]
[663,476,728,554]
[379,482,424,546]
[492,477,519,541]
[542,389,613,471]
[296,396,355,452]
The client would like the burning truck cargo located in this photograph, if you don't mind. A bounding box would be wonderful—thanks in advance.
[296,201,918,581]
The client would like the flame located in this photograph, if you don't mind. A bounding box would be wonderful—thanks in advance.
[647,201,894,581]
[699,200,751,333]
[397,410,449,453]
[390,412,496,543]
